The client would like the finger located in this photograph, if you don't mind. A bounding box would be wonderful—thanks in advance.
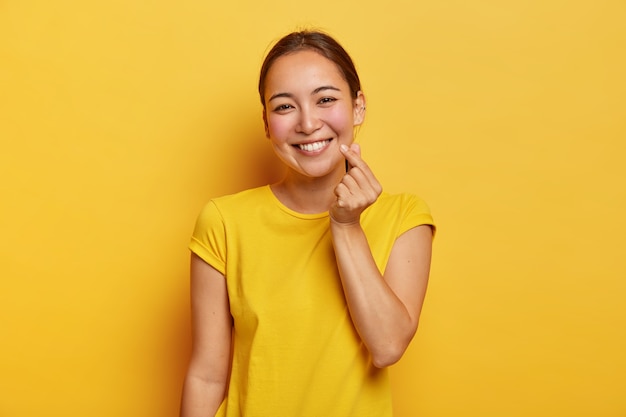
[336,179,368,206]
[339,144,382,194]
[342,157,381,195]
[334,183,351,207]
[345,168,375,194]
[334,182,350,198]
[340,144,369,172]
[341,172,382,205]
[339,144,364,166]
[350,143,361,157]
[343,143,359,172]
[341,172,359,189]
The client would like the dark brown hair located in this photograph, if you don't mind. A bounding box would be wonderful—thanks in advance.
[258,30,362,107]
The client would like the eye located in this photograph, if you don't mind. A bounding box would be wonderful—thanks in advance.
[273,103,295,113]
[318,97,337,105]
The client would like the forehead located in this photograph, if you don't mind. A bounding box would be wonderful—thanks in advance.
[264,49,348,94]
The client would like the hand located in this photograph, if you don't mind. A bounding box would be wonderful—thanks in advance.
[330,143,383,225]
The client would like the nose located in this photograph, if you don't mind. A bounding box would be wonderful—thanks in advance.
[296,106,322,135]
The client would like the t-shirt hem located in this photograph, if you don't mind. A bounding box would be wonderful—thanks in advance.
[399,213,436,238]
[189,237,226,276]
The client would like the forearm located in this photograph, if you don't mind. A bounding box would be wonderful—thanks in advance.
[330,221,416,368]
[180,373,226,417]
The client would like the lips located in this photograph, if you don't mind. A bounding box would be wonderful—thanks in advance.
[295,139,332,152]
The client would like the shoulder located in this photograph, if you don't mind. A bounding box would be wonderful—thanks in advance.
[373,192,432,214]
[194,185,271,227]
[366,192,436,234]
[210,185,270,207]
[201,185,270,214]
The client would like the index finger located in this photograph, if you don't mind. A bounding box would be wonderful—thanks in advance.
[340,143,369,171]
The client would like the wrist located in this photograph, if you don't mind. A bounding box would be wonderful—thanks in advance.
[329,215,361,229]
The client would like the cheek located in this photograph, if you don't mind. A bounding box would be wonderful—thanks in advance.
[267,115,291,139]
[325,106,354,133]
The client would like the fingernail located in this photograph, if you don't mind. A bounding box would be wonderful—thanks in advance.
[340,144,348,152]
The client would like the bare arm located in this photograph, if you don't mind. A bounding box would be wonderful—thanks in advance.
[330,144,433,368]
[180,253,232,417]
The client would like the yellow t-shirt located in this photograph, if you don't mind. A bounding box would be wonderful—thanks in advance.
[189,185,435,417]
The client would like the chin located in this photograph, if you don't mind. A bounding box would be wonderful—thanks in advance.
[297,162,344,179]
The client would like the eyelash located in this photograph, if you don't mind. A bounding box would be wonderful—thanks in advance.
[274,104,294,112]
[272,97,337,113]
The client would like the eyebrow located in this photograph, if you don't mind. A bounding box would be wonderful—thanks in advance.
[268,85,341,102]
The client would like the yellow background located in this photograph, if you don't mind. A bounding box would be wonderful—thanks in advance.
[1,0,625,415]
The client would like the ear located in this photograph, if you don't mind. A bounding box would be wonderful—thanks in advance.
[353,91,366,126]
[262,108,270,138]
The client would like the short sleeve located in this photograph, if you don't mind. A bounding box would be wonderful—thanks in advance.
[399,194,436,237]
[189,201,227,275]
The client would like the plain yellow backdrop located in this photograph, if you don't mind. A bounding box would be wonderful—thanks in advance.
[1,0,625,416]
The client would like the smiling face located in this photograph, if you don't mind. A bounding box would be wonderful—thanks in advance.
[263,49,365,181]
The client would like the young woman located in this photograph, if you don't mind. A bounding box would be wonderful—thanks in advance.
[180,30,435,417]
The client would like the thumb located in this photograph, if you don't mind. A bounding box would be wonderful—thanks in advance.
[350,142,361,157]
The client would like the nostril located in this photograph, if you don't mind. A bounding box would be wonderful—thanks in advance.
[297,115,322,135]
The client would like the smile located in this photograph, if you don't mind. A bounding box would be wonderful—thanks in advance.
[295,139,332,152]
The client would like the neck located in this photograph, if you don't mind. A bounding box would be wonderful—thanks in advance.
[271,167,345,214]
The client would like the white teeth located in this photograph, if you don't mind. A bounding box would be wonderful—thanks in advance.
[297,140,330,152]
